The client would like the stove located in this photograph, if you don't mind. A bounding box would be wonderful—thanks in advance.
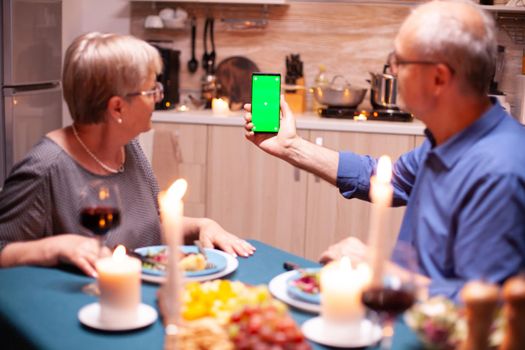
[318,106,413,122]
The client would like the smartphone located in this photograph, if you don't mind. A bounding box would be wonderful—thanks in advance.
[251,73,281,133]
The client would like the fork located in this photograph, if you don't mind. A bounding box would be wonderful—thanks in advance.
[194,240,216,269]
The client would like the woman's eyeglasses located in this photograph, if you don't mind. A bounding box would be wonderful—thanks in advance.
[387,51,455,76]
[126,82,164,103]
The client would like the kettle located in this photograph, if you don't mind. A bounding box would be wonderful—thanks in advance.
[369,65,399,109]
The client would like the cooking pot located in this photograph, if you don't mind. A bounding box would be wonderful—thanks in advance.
[369,66,399,109]
[311,75,367,107]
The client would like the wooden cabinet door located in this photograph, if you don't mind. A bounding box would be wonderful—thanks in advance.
[151,123,208,217]
[304,131,413,261]
[206,125,309,256]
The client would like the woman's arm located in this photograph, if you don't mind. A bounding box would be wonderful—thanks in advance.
[0,234,111,277]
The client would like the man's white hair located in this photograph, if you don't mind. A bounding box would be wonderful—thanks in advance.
[405,0,496,95]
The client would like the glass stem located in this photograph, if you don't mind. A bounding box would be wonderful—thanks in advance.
[381,317,394,350]
[96,235,105,259]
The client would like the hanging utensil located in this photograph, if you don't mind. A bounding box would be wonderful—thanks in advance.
[202,18,211,72]
[187,17,198,74]
[208,17,216,74]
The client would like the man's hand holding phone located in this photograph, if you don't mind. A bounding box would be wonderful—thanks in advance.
[244,97,300,159]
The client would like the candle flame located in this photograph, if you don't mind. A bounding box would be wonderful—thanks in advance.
[113,245,126,259]
[166,179,188,201]
[376,155,392,183]
[340,256,352,269]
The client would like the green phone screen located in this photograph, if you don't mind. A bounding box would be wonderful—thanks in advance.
[251,73,281,133]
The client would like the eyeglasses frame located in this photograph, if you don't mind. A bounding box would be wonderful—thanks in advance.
[125,81,164,103]
[387,51,455,76]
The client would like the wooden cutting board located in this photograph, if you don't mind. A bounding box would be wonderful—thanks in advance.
[215,56,260,110]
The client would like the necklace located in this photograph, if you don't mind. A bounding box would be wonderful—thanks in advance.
[71,124,124,174]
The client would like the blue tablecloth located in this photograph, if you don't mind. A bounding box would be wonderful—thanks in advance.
[0,240,422,350]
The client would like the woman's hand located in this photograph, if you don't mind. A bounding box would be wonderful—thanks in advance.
[48,234,111,277]
[0,234,111,278]
[244,97,301,159]
[197,218,255,257]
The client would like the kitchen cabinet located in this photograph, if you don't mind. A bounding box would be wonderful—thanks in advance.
[151,113,424,258]
[130,0,288,4]
[151,122,208,217]
[303,131,414,260]
[205,125,309,256]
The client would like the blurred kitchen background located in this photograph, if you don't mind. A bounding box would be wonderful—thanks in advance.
[59,0,525,123]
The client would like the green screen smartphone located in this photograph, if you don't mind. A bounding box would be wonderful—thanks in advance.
[251,73,281,133]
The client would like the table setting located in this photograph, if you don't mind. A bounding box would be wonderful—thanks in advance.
[0,163,430,350]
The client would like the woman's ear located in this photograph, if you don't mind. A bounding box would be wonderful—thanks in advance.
[107,96,125,124]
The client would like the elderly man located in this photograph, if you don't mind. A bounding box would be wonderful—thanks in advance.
[244,0,525,300]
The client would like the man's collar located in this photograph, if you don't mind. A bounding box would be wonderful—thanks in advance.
[424,98,507,170]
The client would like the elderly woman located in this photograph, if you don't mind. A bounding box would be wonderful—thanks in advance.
[0,32,254,277]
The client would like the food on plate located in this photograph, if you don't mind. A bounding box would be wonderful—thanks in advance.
[290,270,320,294]
[182,280,271,324]
[178,279,311,350]
[179,253,207,272]
[406,296,503,350]
[176,318,234,350]
[228,303,312,350]
[141,247,206,272]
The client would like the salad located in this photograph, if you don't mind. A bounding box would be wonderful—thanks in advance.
[142,247,206,272]
[405,296,503,350]
[291,270,320,294]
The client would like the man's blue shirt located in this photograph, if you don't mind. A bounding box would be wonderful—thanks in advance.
[336,100,525,301]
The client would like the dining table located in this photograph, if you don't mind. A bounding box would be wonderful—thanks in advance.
[0,240,422,350]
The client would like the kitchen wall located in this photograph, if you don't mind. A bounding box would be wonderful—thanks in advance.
[62,0,131,125]
[130,1,524,117]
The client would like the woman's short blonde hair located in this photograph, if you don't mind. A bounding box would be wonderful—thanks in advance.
[63,32,162,124]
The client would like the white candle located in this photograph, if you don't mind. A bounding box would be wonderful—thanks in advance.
[212,98,229,115]
[368,155,394,284]
[159,179,188,326]
[320,257,371,324]
[96,245,141,325]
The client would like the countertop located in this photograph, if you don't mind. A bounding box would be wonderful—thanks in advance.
[152,110,426,136]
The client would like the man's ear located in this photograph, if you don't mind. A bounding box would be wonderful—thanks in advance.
[433,63,454,95]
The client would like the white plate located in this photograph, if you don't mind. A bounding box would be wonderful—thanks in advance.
[140,249,239,284]
[269,271,320,314]
[78,303,158,331]
[302,316,382,348]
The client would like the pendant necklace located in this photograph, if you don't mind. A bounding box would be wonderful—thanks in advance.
[71,124,124,174]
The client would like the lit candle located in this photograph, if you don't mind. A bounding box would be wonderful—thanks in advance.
[320,257,371,324]
[212,98,230,115]
[158,179,188,326]
[368,155,394,284]
[96,245,141,325]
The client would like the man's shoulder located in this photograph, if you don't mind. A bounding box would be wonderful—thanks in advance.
[466,117,525,175]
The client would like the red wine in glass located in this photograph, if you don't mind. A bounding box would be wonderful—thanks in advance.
[361,286,416,317]
[78,181,121,295]
[80,206,121,236]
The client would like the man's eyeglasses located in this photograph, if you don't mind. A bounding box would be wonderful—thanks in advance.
[387,51,455,76]
[126,82,164,103]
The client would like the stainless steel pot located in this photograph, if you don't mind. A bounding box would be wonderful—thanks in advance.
[369,69,398,109]
[311,75,367,107]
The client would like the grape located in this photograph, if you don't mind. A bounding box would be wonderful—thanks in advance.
[228,303,312,349]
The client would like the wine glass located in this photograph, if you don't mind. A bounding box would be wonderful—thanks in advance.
[361,242,418,350]
[79,180,121,295]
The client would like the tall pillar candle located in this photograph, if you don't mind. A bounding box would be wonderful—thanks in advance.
[159,179,188,326]
[368,155,394,284]
[96,245,141,325]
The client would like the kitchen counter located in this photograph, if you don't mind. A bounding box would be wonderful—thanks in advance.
[152,110,426,136]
